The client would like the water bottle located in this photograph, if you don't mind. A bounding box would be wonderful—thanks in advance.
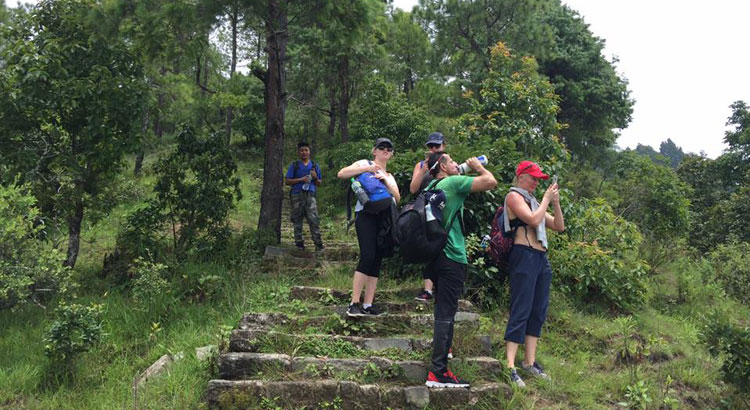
[351,178,370,205]
[458,155,488,175]
[302,173,311,191]
[425,203,436,222]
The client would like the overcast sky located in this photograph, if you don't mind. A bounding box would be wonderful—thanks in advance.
[10,0,747,158]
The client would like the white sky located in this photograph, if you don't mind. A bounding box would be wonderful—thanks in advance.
[393,0,750,158]
[10,0,747,158]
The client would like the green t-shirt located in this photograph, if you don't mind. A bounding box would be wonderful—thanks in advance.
[433,175,474,264]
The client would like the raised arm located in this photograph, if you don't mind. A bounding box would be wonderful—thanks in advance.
[337,161,377,179]
[409,161,428,194]
[544,186,564,231]
[467,157,497,193]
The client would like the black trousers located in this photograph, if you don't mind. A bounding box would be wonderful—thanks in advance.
[427,252,467,374]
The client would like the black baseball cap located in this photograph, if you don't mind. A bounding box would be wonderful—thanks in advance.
[425,132,444,146]
[374,138,393,148]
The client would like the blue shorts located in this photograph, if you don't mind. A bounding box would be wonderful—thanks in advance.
[504,245,552,344]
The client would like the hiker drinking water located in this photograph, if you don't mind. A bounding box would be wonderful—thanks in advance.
[337,138,400,317]
[285,141,324,251]
[503,160,564,387]
[410,132,446,303]
[422,151,497,388]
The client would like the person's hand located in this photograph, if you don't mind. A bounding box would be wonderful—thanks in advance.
[310,170,318,180]
[369,163,381,174]
[466,157,483,172]
[304,175,312,183]
[543,183,557,202]
[374,169,387,181]
[551,183,560,204]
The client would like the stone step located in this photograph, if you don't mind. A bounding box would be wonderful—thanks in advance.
[218,352,503,383]
[290,286,477,311]
[206,379,510,409]
[228,329,492,356]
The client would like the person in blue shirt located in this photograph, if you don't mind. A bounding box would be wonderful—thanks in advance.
[285,141,324,251]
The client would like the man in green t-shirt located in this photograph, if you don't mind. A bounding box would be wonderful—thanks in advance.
[423,151,497,388]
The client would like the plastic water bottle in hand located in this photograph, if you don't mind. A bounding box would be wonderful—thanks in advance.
[302,173,312,191]
[458,155,488,175]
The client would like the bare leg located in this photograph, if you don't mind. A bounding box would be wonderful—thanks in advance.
[506,341,520,368]
[351,271,368,304]
[523,335,538,366]
[424,278,434,292]
[363,276,379,305]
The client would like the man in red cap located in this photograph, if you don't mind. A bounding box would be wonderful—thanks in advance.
[501,160,564,387]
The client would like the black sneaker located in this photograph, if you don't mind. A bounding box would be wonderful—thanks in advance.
[415,290,433,302]
[295,241,305,250]
[363,305,385,316]
[521,361,550,380]
[346,303,366,317]
[425,369,470,388]
[315,243,325,252]
[509,368,526,388]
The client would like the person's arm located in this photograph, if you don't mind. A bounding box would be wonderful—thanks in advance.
[508,184,555,228]
[544,185,564,231]
[312,164,322,187]
[337,161,378,179]
[284,164,303,186]
[409,161,428,194]
[467,157,497,192]
[384,174,401,203]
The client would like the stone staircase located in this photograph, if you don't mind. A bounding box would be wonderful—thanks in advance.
[206,285,511,409]
[205,191,510,408]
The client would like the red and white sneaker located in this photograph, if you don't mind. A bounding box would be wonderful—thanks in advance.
[425,369,470,388]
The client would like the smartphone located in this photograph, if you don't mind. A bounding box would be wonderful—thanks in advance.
[552,175,558,185]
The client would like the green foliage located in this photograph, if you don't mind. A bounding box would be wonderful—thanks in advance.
[708,242,750,302]
[44,302,104,365]
[0,182,72,310]
[0,0,147,266]
[130,257,170,304]
[538,5,633,162]
[550,199,649,310]
[623,379,652,410]
[703,320,750,394]
[349,76,431,150]
[118,127,242,259]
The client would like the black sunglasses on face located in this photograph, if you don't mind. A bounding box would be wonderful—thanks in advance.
[377,146,393,152]
[426,143,442,149]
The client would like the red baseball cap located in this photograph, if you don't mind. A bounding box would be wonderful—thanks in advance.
[516,160,549,180]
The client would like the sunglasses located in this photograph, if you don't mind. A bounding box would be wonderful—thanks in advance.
[376,146,393,152]
[426,143,442,149]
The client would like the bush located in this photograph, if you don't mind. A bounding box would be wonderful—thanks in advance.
[44,302,104,367]
[708,242,750,303]
[130,257,170,304]
[116,127,242,260]
[0,182,73,310]
[703,320,750,395]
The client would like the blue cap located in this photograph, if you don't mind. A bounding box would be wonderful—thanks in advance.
[425,132,444,146]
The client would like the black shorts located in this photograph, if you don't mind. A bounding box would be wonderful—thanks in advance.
[355,211,386,278]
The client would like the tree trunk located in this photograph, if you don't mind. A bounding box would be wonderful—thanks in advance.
[338,56,351,143]
[327,94,337,141]
[63,200,84,268]
[225,5,239,145]
[256,0,288,243]
[154,66,166,140]
[404,68,413,96]
[134,110,149,176]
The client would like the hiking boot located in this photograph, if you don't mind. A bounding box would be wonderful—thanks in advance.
[509,368,526,388]
[415,290,433,302]
[447,347,454,360]
[315,243,325,252]
[363,305,385,316]
[425,369,470,388]
[295,241,305,250]
[521,361,550,380]
[346,303,367,317]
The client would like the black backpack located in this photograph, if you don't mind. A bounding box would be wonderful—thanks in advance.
[395,179,460,264]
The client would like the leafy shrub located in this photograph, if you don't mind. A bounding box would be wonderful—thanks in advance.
[550,199,649,311]
[44,302,104,366]
[0,182,73,310]
[130,257,170,304]
[708,242,750,303]
[117,127,242,260]
[703,320,750,394]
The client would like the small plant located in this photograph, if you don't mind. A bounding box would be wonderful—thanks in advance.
[318,291,340,306]
[703,320,750,397]
[323,315,377,336]
[44,302,104,373]
[130,257,169,304]
[659,374,680,409]
[318,396,343,410]
[622,379,652,410]
[289,299,310,314]
[148,322,162,342]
